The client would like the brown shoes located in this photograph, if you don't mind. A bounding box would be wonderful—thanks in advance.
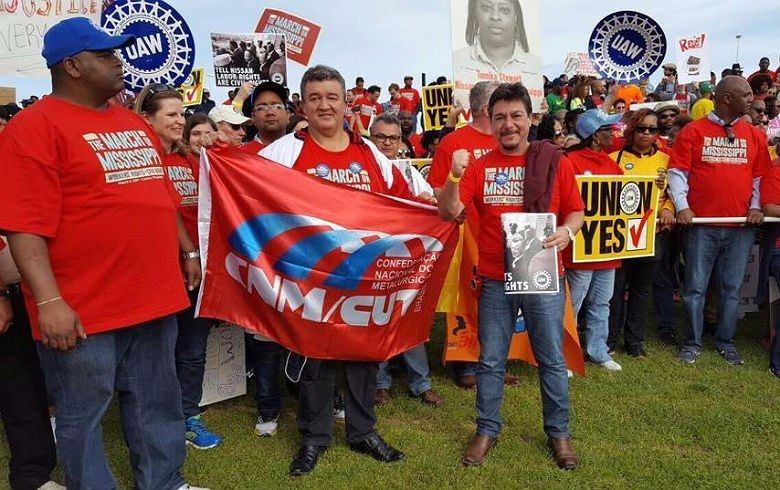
[415,389,444,407]
[374,388,391,406]
[456,374,477,389]
[504,373,521,387]
[548,437,578,470]
[461,434,497,466]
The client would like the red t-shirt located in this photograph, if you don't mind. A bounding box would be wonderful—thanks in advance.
[293,132,414,199]
[409,132,425,158]
[0,96,188,338]
[165,152,199,245]
[563,147,624,270]
[429,125,498,188]
[352,87,367,98]
[458,149,584,280]
[760,164,780,206]
[390,97,416,115]
[241,138,264,155]
[354,96,383,132]
[668,117,772,218]
[399,87,421,111]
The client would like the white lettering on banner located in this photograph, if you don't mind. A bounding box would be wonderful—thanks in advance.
[483,166,524,205]
[611,34,643,60]
[306,167,372,191]
[125,33,163,60]
[82,130,163,184]
[224,252,419,326]
[701,136,748,164]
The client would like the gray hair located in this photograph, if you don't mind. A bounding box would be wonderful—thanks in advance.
[470,81,500,114]
[370,113,402,134]
[300,64,346,98]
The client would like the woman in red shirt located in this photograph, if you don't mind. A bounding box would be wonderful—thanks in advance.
[136,85,222,450]
[564,109,624,372]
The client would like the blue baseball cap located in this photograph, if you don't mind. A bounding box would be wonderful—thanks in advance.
[575,109,622,139]
[42,17,135,68]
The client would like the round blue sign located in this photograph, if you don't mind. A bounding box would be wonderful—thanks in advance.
[588,11,666,83]
[102,0,196,92]
[495,172,509,186]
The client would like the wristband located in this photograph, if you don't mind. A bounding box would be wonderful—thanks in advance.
[183,250,200,260]
[448,172,462,184]
[36,296,62,307]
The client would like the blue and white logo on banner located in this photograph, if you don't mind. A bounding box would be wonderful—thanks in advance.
[588,11,666,83]
[102,0,195,92]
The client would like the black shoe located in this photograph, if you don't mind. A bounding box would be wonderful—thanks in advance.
[770,368,780,379]
[349,434,405,463]
[658,332,678,347]
[626,344,647,358]
[289,445,326,476]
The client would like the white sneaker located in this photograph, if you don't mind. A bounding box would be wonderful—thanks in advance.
[50,416,56,443]
[599,360,623,371]
[566,369,574,379]
[37,482,66,490]
[254,416,278,437]
[176,485,210,490]
[333,407,346,420]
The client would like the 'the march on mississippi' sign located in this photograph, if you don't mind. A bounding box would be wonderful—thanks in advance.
[572,175,660,263]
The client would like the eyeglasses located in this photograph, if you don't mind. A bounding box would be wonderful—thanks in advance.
[219,122,244,131]
[658,113,676,119]
[254,103,285,112]
[636,125,660,134]
[752,108,768,115]
[371,133,401,143]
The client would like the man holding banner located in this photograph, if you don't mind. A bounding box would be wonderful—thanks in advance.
[438,83,583,470]
[260,65,431,476]
[668,76,773,365]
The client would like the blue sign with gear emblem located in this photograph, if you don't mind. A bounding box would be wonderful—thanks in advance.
[588,11,666,84]
[102,0,195,93]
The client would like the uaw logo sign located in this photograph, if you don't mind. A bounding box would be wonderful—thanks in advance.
[102,0,195,92]
[225,213,445,327]
[588,11,666,84]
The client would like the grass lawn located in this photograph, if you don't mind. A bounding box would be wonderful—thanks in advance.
[2,311,779,489]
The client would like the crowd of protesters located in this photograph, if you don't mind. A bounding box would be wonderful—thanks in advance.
[1,16,780,490]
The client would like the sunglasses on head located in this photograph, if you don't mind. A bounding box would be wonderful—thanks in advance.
[636,125,659,134]
[148,83,178,95]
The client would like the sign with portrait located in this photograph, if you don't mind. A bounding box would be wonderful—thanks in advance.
[211,32,287,87]
[450,0,544,111]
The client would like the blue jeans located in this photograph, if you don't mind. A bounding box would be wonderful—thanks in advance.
[767,251,780,370]
[176,289,213,418]
[377,343,432,396]
[567,269,615,364]
[476,278,570,439]
[252,339,283,419]
[38,316,185,490]
[681,226,755,352]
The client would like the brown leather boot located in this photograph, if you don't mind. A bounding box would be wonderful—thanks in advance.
[415,389,444,407]
[548,437,578,470]
[457,375,477,389]
[461,433,497,466]
[504,373,521,387]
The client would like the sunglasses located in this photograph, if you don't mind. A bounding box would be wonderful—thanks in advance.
[148,83,178,95]
[658,113,676,119]
[636,125,660,134]
[753,108,768,115]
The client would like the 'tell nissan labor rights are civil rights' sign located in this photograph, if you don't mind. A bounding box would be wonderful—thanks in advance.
[572,175,660,263]
[588,11,667,83]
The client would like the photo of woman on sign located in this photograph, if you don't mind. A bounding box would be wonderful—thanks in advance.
[451,0,543,110]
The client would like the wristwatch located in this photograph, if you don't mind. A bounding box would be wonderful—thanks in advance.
[182,250,200,260]
[564,225,576,242]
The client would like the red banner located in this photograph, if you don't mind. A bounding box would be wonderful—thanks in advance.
[196,145,458,362]
[255,9,321,66]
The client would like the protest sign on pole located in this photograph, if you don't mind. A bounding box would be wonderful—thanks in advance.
[211,32,287,87]
[101,0,195,93]
[177,67,204,107]
[422,84,454,130]
[588,11,667,83]
[0,1,102,76]
[573,175,660,263]
[676,33,710,84]
[564,52,598,78]
[255,9,320,66]
[450,0,544,111]
[0,86,16,104]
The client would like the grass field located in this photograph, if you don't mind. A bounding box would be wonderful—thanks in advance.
[2,312,779,490]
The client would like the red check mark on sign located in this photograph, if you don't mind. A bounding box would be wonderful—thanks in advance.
[629,208,654,248]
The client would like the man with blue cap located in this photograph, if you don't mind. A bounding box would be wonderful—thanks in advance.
[0,17,207,490]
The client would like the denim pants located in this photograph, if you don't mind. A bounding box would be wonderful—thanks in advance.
[767,251,780,370]
[567,268,616,364]
[176,289,213,418]
[681,226,755,352]
[476,278,570,439]
[377,343,432,396]
[252,339,283,419]
[38,316,185,490]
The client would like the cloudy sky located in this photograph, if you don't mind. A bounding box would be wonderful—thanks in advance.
[2,0,778,101]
